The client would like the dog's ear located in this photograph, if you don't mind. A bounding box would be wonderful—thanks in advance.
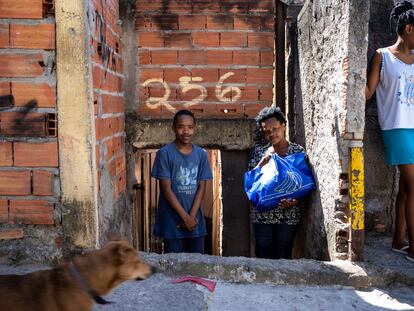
[111,242,132,264]
[106,230,122,242]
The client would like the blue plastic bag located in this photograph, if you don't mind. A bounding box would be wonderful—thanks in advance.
[244,152,316,212]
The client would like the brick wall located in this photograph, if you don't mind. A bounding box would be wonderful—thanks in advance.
[136,0,275,119]
[0,0,58,253]
[90,0,127,235]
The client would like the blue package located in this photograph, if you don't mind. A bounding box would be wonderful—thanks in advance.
[244,152,316,212]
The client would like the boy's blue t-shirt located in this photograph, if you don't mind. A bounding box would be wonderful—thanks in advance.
[151,143,212,239]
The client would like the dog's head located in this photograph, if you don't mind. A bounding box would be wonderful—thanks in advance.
[104,241,155,281]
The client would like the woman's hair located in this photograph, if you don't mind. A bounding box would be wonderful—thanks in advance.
[172,109,196,126]
[254,106,287,144]
[391,0,414,34]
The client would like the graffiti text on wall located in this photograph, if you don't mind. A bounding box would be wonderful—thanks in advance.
[142,72,242,112]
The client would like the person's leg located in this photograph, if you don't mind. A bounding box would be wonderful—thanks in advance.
[392,176,408,250]
[398,164,414,260]
[272,223,298,259]
[253,223,274,259]
[184,236,205,254]
[164,238,185,253]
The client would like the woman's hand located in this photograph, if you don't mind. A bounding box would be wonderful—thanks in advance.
[256,154,272,168]
[279,199,299,209]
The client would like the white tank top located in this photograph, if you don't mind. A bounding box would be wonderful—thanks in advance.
[375,48,414,130]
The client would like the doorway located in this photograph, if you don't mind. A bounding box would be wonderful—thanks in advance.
[134,149,223,255]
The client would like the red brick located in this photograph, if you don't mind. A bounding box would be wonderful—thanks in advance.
[238,86,258,101]
[0,53,44,78]
[179,15,206,30]
[14,142,58,167]
[163,68,191,83]
[220,32,247,47]
[137,32,164,47]
[0,112,46,137]
[0,171,31,195]
[0,23,9,48]
[136,0,162,12]
[139,68,163,83]
[0,142,13,166]
[207,15,233,30]
[9,200,54,225]
[164,33,192,48]
[248,0,274,13]
[191,68,219,83]
[244,103,270,118]
[0,0,43,19]
[138,50,151,64]
[193,32,219,47]
[10,23,55,49]
[246,68,274,84]
[216,103,244,118]
[233,50,260,65]
[95,116,125,140]
[248,33,274,48]
[260,50,274,66]
[234,15,262,30]
[221,0,248,13]
[193,1,220,13]
[136,15,155,30]
[151,50,177,64]
[178,50,206,65]
[152,14,179,30]
[259,87,273,101]
[166,0,192,13]
[206,50,232,65]
[101,94,125,114]
[11,82,56,108]
[0,81,10,96]
[33,170,54,196]
[149,85,175,101]
[219,69,246,84]
[106,136,124,161]
[0,199,8,223]
[0,228,24,240]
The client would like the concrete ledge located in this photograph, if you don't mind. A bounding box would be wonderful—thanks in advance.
[127,118,256,150]
[142,253,414,289]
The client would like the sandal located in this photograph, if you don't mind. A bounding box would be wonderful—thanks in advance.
[392,245,409,254]
[406,255,414,263]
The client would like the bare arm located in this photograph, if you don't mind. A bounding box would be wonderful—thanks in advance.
[159,179,196,229]
[365,50,382,100]
[189,180,207,219]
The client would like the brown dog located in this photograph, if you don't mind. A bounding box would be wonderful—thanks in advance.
[0,240,155,311]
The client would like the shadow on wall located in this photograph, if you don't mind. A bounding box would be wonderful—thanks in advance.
[288,24,329,260]
[364,0,397,235]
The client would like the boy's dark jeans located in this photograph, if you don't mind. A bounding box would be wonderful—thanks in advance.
[253,223,298,259]
[164,236,205,254]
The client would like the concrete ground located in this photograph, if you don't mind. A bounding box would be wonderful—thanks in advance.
[1,234,414,310]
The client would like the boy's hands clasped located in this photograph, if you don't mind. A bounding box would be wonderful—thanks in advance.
[177,213,198,231]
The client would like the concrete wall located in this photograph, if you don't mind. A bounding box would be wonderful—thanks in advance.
[364,0,397,234]
[297,0,369,260]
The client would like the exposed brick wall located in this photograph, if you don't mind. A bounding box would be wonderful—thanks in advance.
[136,0,275,119]
[90,0,127,235]
[0,0,58,251]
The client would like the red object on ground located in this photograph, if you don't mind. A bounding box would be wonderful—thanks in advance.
[171,276,217,292]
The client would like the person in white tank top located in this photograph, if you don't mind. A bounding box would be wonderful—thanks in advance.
[366,0,414,263]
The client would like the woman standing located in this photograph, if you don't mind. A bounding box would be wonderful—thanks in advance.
[248,106,307,259]
[366,0,414,262]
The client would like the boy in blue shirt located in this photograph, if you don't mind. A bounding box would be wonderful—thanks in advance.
[151,109,212,253]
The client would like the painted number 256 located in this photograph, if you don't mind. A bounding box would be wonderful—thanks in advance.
[142,72,242,111]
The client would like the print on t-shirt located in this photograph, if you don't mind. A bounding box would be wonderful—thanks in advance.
[176,164,198,195]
